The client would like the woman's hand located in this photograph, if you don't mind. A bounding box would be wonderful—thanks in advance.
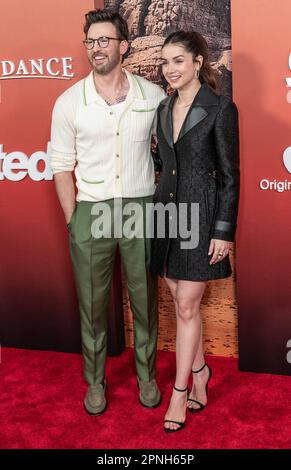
[208,238,231,265]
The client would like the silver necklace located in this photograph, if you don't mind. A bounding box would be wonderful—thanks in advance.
[95,74,128,106]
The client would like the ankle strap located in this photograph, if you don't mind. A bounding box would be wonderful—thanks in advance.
[173,384,188,393]
[192,363,206,374]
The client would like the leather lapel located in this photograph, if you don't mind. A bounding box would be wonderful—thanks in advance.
[177,106,208,142]
[176,83,219,143]
[159,84,219,147]
[159,93,176,149]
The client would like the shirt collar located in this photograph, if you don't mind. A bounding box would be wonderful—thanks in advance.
[83,68,144,106]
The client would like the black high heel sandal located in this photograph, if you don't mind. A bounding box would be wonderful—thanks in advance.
[164,384,189,433]
[187,363,212,414]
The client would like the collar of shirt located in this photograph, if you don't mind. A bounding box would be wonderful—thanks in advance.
[83,68,145,108]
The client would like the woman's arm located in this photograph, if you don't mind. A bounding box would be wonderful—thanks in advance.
[212,98,240,241]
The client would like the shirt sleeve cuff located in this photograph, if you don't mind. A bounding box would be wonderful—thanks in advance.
[50,149,76,173]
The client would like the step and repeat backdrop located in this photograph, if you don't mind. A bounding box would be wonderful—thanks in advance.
[0,0,125,354]
[104,0,238,357]
[1,0,291,374]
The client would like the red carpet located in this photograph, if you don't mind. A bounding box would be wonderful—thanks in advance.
[1,347,291,449]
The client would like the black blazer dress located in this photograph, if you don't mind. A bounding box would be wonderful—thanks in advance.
[150,83,240,281]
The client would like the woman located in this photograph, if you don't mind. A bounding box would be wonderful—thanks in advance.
[151,31,240,432]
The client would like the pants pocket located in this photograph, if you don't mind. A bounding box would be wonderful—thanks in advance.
[68,204,78,231]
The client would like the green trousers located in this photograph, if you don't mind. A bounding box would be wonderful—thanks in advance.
[69,197,158,385]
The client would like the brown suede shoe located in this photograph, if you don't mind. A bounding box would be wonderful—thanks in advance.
[137,377,161,408]
[84,381,107,416]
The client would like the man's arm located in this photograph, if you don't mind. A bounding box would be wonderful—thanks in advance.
[151,87,167,174]
[54,171,76,225]
[50,92,77,226]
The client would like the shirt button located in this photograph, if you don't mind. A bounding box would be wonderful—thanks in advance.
[116,154,119,158]
[172,170,176,175]
[116,175,119,179]
[110,112,114,115]
[116,132,119,136]
[170,193,174,198]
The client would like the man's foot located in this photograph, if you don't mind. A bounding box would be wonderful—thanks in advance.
[137,377,161,408]
[84,381,107,415]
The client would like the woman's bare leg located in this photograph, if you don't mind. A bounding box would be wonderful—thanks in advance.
[164,277,206,430]
[187,323,211,410]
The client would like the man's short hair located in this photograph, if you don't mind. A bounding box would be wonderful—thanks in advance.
[84,9,129,41]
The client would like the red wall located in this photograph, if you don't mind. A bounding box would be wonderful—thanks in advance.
[0,0,94,351]
[232,0,291,374]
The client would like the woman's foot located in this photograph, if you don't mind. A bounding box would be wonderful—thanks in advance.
[164,385,188,432]
[187,363,212,413]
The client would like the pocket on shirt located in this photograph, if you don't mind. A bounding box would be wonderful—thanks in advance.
[130,103,156,142]
[80,176,105,200]
[81,177,105,184]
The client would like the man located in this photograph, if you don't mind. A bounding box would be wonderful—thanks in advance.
[50,8,166,415]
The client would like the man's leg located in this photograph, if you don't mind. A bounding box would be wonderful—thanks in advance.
[118,196,160,407]
[69,201,117,413]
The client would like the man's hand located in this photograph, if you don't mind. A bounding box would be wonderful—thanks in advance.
[154,171,161,185]
[53,172,76,225]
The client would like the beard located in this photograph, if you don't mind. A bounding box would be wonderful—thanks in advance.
[89,49,121,76]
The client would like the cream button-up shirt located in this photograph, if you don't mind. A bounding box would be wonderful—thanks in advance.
[50,69,166,202]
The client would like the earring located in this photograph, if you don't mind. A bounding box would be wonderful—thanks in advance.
[196,68,200,79]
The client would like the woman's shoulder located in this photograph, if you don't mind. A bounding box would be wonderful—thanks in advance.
[217,93,238,113]
[158,94,172,108]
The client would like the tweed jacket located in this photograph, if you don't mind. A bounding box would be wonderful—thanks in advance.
[150,83,240,281]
